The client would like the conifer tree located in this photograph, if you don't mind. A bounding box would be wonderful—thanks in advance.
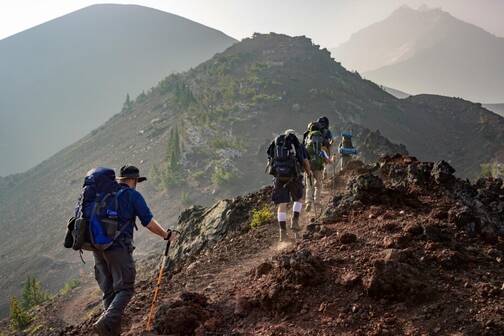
[21,276,50,309]
[9,297,30,330]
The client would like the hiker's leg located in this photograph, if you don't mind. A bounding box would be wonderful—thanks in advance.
[305,172,313,210]
[277,203,288,241]
[341,155,349,171]
[314,170,323,206]
[290,177,304,231]
[272,177,290,241]
[93,251,114,310]
[291,200,302,231]
[100,245,136,335]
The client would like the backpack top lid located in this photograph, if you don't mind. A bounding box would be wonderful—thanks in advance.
[83,167,118,194]
[341,131,353,138]
[317,116,329,129]
[275,133,289,147]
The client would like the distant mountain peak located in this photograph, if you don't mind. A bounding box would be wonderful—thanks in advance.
[391,4,451,19]
[331,4,504,102]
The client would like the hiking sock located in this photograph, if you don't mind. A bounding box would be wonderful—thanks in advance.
[277,212,287,224]
[293,202,302,213]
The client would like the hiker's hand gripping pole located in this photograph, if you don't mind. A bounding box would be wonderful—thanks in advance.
[145,230,179,332]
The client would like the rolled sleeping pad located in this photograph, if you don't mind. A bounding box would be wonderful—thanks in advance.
[341,131,353,138]
[319,150,330,160]
[339,147,358,155]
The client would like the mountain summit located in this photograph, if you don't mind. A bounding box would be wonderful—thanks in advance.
[331,5,504,103]
[0,4,236,176]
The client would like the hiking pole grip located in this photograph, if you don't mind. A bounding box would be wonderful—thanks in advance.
[164,231,172,256]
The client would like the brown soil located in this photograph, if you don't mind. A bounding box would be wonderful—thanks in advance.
[26,156,504,335]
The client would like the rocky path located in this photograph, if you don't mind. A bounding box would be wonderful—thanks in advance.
[29,156,504,335]
[121,174,345,335]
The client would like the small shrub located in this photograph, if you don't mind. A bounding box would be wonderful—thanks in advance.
[250,206,273,230]
[59,279,80,296]
[21,276,50,310]
[211,166,236,186]
[9,297,31,331]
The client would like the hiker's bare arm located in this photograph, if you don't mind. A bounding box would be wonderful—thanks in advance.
[146,219,177,241]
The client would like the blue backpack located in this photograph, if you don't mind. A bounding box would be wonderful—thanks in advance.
[71,167,132,251]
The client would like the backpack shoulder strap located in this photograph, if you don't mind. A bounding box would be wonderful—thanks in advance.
[115,187,139,231]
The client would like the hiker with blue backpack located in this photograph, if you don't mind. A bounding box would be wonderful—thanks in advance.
[64,165,176,336]
[338,132,358,171]
[267,129,312,241]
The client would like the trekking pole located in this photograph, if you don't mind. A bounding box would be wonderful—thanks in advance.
[145,230,179,332]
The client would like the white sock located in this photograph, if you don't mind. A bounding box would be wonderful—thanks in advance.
[293,202,303,213]
[277,212,287,222]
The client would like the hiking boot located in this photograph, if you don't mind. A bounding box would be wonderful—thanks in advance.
[93,315,119,336]
[290,214,300,232]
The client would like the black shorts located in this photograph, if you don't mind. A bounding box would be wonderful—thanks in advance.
[271,176,304,204]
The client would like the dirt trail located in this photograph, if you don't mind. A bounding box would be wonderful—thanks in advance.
[59,280,100,325]
[121,173,349,335]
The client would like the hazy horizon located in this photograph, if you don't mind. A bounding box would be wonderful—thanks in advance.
[2,0,504,49]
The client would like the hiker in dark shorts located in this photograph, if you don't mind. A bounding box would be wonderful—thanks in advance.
[93,165,177,336]
[267,129,312,241]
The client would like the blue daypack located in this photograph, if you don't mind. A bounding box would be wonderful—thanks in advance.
[71,167,132,251]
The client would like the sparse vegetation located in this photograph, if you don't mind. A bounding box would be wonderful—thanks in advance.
[250,206,273,229]
[211,165,237,187]
[21,276,51,310]
[9,297,31,331]
[158,74,196,109]
[59,279,80,296]
[122,93,134,113]
[481,162,504,178]
[163,127,185,188]
[210,136,243,151]
[136,90,148,104]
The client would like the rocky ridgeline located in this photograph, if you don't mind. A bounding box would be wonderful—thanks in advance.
[17,155,504,335]
[323,155,503,243]
[146,155,504,335]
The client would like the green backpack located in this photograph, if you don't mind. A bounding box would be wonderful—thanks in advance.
[306,130,324,171]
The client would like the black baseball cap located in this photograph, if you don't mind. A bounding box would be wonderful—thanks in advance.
[117,165,147,182]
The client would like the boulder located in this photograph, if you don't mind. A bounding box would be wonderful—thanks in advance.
[347,173,385,202]
[431,160,455,184]
[365,254,429,301]
[154,292,212,335]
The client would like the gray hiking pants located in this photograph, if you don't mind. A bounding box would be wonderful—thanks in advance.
[305,170,323,206]
[93,243,136,335]
[340,154,351,171]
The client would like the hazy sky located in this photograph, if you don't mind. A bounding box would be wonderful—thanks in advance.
[1,0,504,48]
